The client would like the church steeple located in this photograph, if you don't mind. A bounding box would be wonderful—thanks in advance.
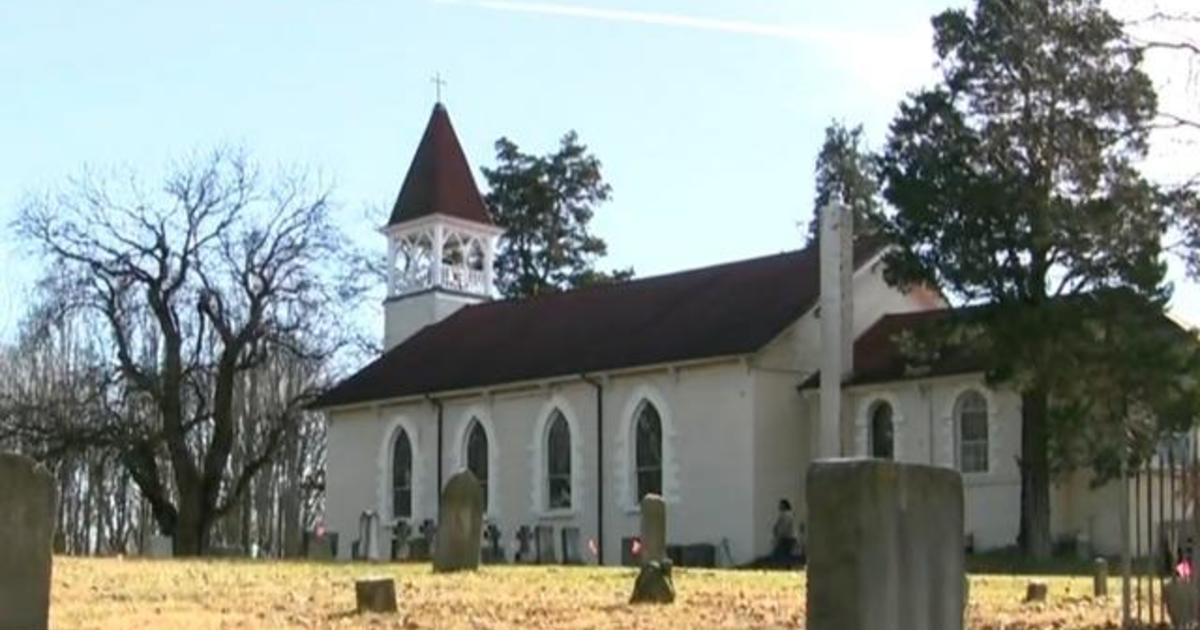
[381,103,503,350]
[388,103,494,227]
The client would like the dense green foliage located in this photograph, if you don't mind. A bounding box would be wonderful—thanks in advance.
[482,132,633,299]
[877,0,1199,557]
[806,121,881,242]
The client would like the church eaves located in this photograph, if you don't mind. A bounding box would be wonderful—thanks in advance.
[388,103,493,226]
[312,239,885,409]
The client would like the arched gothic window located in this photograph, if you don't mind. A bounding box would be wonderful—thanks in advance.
[391,428,412,519]
[634,401,663,501]
[956,391,989,473]
[546,411,571,510]
[466,419,489,510]
[869,401,894,460]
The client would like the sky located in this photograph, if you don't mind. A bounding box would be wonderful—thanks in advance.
[1,0,1198,342]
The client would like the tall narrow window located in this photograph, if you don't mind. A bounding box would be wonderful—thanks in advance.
[546,411,572,510]
[392,428,412,519]
[869,401,894,460]
[957,391,989,473]
[634,401,663,501]
[466,419,489,510]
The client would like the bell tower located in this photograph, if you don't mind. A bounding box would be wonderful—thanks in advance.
[382,103,503,350]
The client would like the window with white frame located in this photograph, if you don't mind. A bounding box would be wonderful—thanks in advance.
[869,401,895,460]
[546,410,572,510]
[392,428,413,519]
[466,419,489,510]
[956,391,989,473]
[634,401,663,501]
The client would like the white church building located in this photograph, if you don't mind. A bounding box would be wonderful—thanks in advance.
[314,103,1143,565]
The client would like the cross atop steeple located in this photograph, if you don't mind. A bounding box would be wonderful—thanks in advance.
[431,73,447,103]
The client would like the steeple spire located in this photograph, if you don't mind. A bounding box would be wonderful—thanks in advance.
[388,103,493,227]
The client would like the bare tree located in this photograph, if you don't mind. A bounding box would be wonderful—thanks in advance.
[9,149,364,555]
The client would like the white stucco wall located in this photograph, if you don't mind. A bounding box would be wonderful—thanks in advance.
[382,290,480,351]
[843,375,1023,551]
[325,360,759,565]
[748,255,941,557]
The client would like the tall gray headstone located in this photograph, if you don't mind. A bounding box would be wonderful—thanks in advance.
[639,494,666,566]
[433,470,483,573]
[807,459,965,630]
[0,453,56,630]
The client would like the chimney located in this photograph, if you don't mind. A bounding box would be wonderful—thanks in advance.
[818,200,853,458]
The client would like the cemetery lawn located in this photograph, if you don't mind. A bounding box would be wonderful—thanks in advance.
[52,556,1123,629]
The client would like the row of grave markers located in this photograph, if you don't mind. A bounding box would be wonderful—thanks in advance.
[2,452,979,629]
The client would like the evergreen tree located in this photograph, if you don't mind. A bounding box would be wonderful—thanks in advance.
[482,132,633,299]
[877,0,1195,557]
[806,121,881,242]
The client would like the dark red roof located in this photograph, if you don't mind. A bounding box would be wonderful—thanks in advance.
[845,309,983,386]
[314,242,882,408]
[804,294,1195,389]
[388,103,493,226]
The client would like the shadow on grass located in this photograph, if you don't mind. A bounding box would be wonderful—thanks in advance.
[966,547,1148,576]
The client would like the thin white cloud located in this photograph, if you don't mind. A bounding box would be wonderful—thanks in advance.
[443,0,846,45]
[435,0,937,98]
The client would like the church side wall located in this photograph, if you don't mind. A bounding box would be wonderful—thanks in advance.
[845,376,1024,551]
[748,251,944,558]
[324,360,758,566]
[325,402,439,559]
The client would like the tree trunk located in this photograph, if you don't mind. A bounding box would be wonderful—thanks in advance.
[1019,387,1053,559]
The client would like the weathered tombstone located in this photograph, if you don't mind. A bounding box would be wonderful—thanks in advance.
[807,460,964,630]
[0,453,56,630]
[433,471,483,572]
[561,527,583,565]
[147,534,174,558]
[515,526,534,563]
[1024,580,1048,603]
[630,560,676,604]
[482,522,504,563]
[1166,579,1199,629]
[409,519,436,561]
[535,525,556,564]
[355,577,398,614]
[630,494,675,605]
[1092,558,1108,598]
[391,520,412,561]
[354,510,381,561]
[639,494,667,566]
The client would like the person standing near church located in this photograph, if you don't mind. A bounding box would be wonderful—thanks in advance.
[772,499,798,563]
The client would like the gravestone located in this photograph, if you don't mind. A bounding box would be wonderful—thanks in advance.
[433,471,483,572]
[1092,558,1108,598]
[355,577,398,614]
[1166,579,1199,629]
[630,560,676,604]
[409,519,436,561]
[147,534,174,558]
[482,522,504,564]
[806,459,964,630]
[303,530,337,560]
[630,494,675,604]
[391,520,412,561]
[1024,581,1048,603]
[561,527,583,565]
[354,510,381,561]
[0,453,56,630]
[515,526,534,563]
[639,494,666,566]
[535,525,556,564]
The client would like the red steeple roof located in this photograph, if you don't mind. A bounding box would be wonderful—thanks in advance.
[388,103,493,226]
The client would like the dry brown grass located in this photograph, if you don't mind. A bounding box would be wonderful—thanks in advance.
[50,556,1125,629]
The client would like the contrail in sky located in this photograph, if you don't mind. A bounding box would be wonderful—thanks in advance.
[436,0,847,45]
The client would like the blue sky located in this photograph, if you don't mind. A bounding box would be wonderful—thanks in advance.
[1,0,1197,340]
